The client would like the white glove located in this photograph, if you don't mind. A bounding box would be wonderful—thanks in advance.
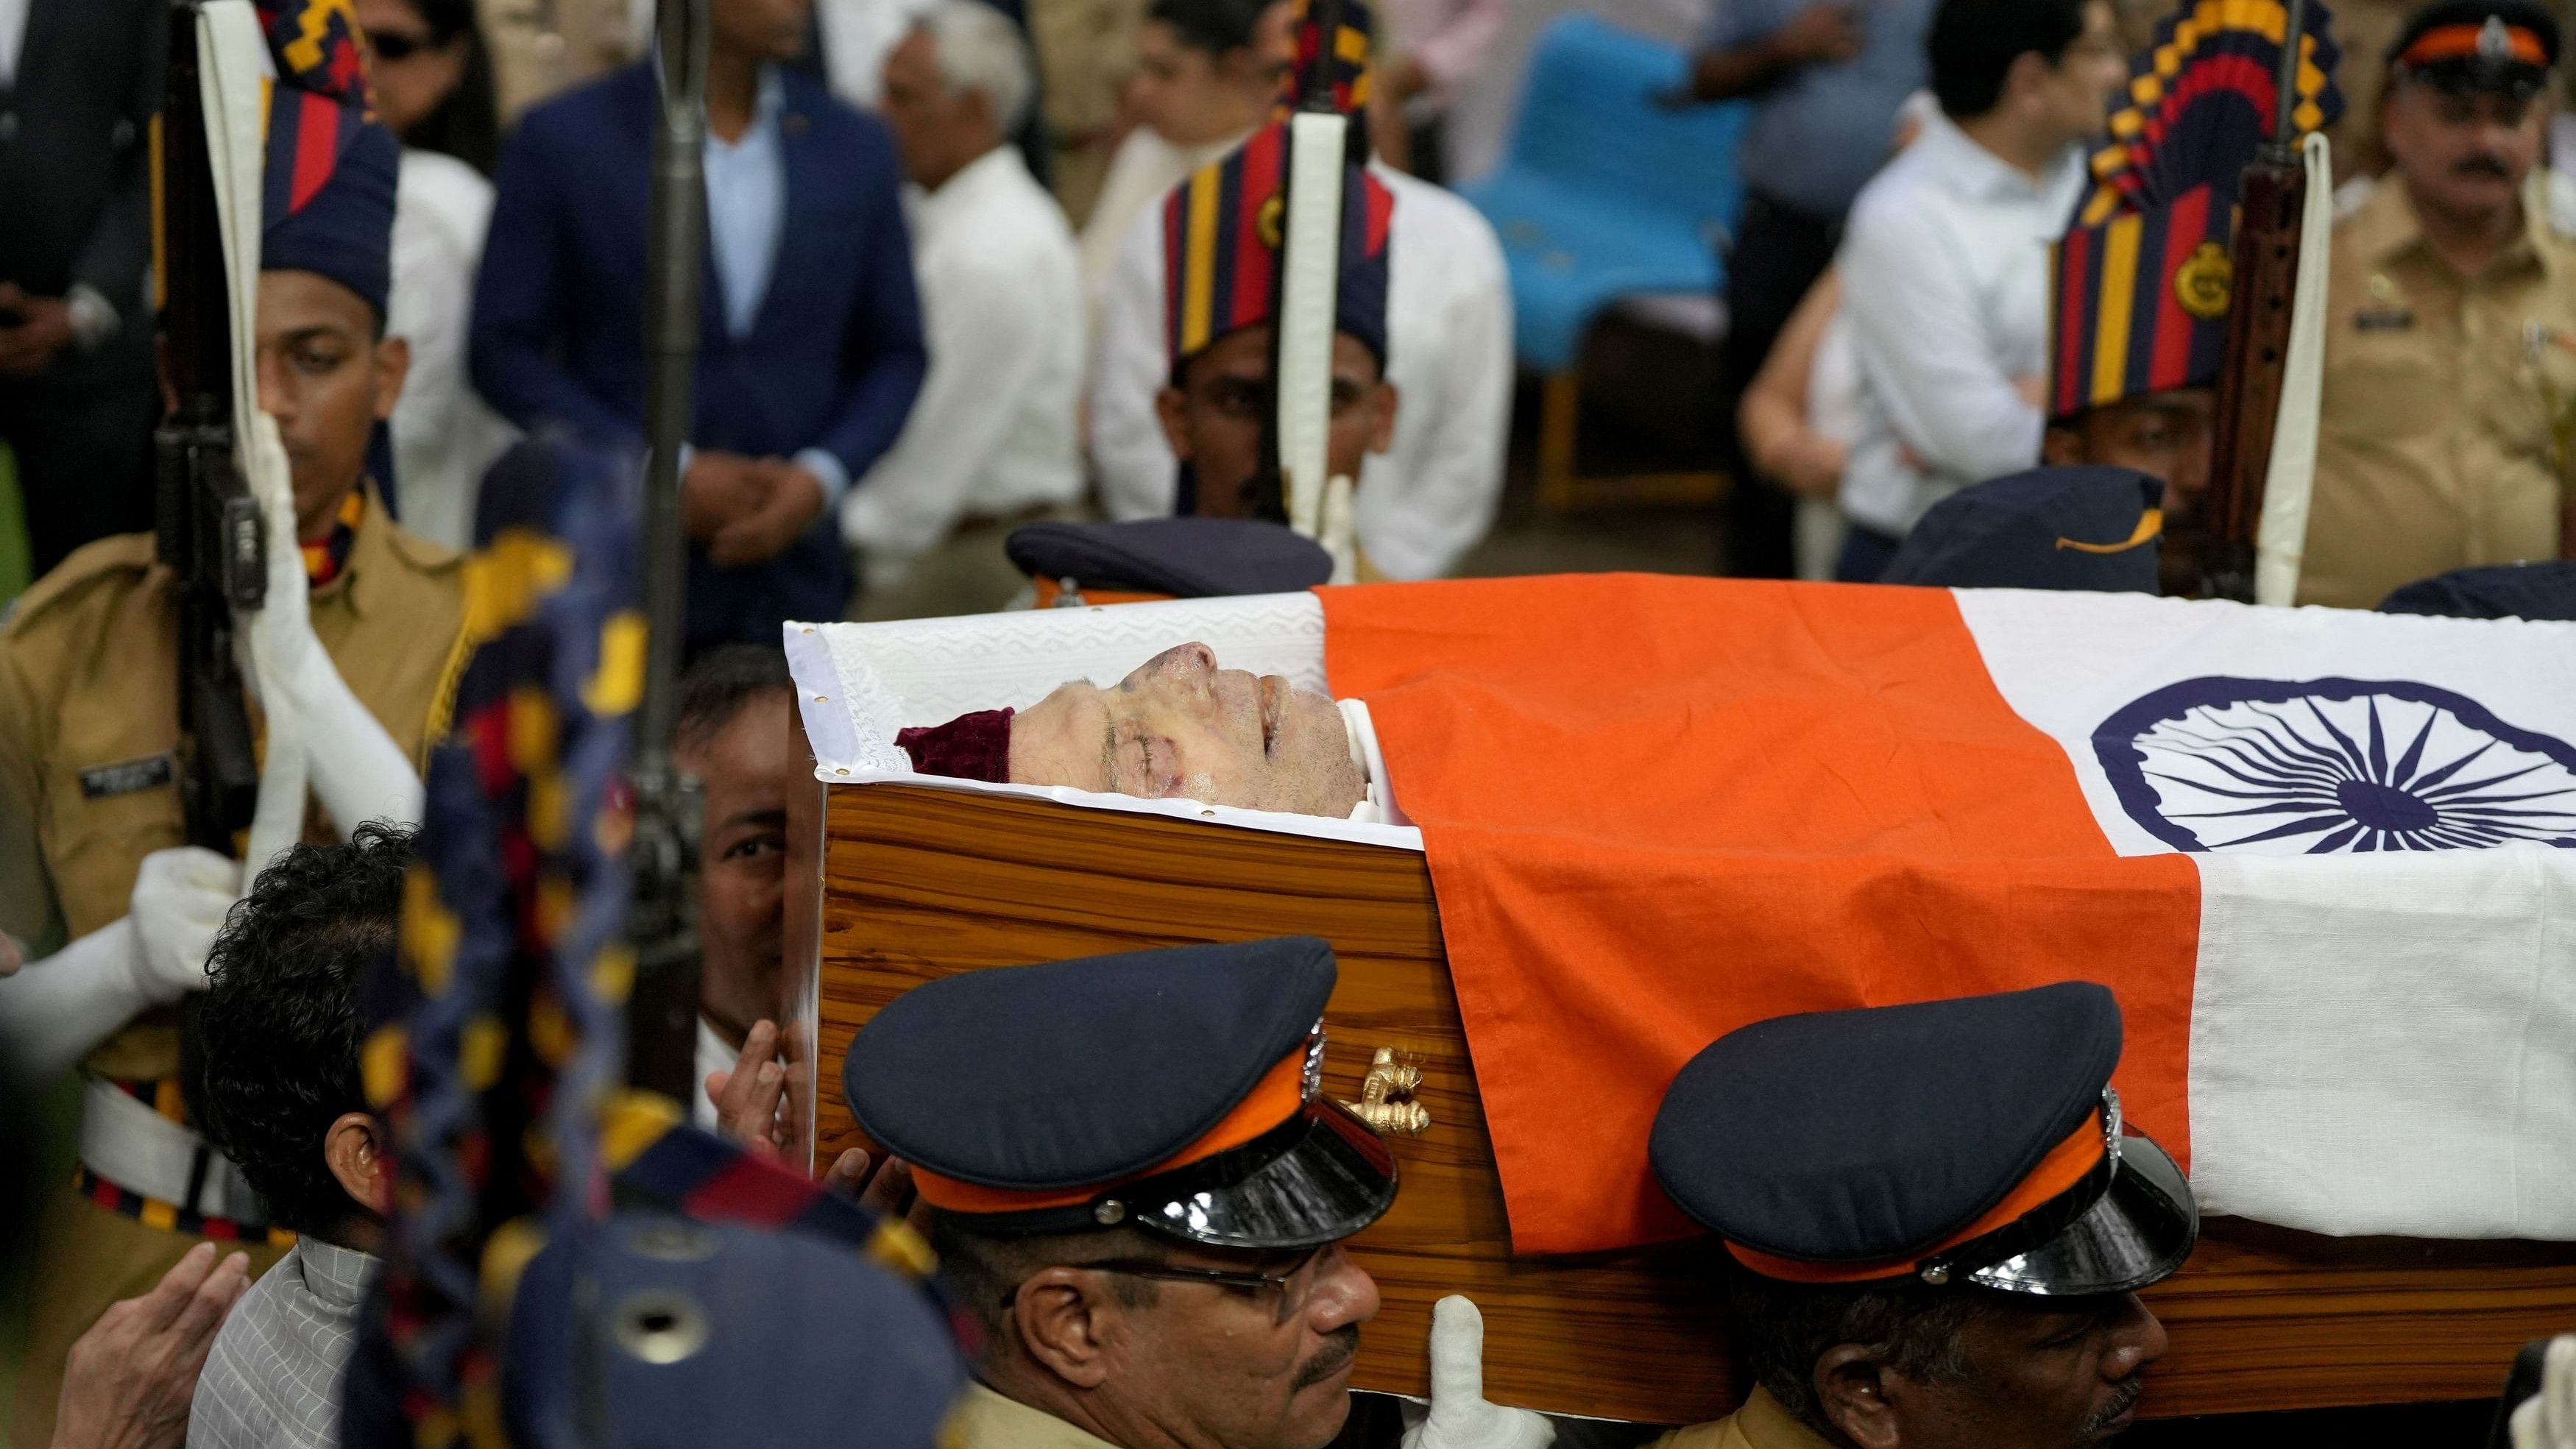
[240,414,423,835]
[2513,1336,2576,1449]
[130,846,241,1000]
[0,918,152,1083]
[1399,1297,1557,1449]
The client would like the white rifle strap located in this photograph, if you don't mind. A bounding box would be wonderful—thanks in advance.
[2254,131,2332,608]
[199,0,310,871]
[1275,110,1347,542]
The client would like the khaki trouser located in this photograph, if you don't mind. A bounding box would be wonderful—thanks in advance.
[8,1186,287,1449]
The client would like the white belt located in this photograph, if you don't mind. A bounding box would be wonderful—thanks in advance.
[77,1076,266,1226]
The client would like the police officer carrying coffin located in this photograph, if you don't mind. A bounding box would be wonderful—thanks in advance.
[1643,984,2198,1449]
[2307,0,2576,608]
[841,935,1402,1449]
[0,8,470,1439]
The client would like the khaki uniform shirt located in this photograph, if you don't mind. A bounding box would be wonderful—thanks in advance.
[1649,1389,1841,1449]
[2305,175,2575,609]
[944,1382,1125,1449]
[0,487,468,1080]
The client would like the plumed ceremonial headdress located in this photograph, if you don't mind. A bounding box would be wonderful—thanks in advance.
[1278,0,1376,117]
[256,0,398,316]
[1162,121,1395,373]
[2049,0,2344,420]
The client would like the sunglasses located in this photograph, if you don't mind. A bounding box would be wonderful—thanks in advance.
[368,29,442,62]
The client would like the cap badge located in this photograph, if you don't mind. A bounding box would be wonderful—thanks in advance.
[2103,1087,2126,1169]
[1303,1025,1328,1099]
[2478,15,2512,58]
[2174,241,2233,320]
[1258,193,1288,250]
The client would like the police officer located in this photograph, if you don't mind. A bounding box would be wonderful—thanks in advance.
[0,20,470,1440]
[841,935,1399,1449]
[1644,984,2197,1449]
[2307,0,2576,609]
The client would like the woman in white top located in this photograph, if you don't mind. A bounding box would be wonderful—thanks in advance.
[358,0,517,551]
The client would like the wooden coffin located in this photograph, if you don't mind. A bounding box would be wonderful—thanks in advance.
[785,747,2576,1425]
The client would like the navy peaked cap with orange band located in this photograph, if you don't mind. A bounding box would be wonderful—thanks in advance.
[1649,983,2198,1294]
[258,0,397,315]
[1882,466,2166,593]
[2389,0,2557,94]
[844,937,1400,1247]
[1163,123,1395,372]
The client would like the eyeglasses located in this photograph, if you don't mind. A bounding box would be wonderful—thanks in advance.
[1005,1244,1334,1324]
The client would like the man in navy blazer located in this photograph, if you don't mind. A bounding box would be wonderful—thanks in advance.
[472,0,925,653]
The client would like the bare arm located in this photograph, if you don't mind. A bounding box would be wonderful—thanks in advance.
[1739,269,1850,498]
[1682,4,1862,102]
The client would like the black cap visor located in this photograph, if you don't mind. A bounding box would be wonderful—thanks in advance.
[2405,57,2549,98]
[1116,1098,1400,1251]
[1959,1133,2198,1296]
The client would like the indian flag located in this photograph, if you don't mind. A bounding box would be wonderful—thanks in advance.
[1320,575,2576,1256]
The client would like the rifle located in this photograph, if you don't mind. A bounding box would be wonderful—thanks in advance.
[622,0,710,1105]
[155,0,264,855]
[2198,0,2310,603]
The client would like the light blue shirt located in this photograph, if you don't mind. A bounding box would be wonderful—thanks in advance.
[1703,0,1933,218]
[700,66,848,503]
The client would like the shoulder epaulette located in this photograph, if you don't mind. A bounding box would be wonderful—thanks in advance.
[1,534,156,640]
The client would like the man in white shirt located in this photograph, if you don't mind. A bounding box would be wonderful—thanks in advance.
[851,0,1086,617]
[1832,0,2126,581]
[1089,0,1512,581]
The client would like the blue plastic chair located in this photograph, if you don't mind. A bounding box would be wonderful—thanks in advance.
[1461,15,1751,373]
[1459,15,1749,509]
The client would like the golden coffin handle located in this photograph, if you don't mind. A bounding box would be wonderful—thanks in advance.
[1340,1046,1430,1136]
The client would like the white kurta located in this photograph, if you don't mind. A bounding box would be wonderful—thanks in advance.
[388,149,514,550]
[841,146,1084,583]
[1088,161,1514,581]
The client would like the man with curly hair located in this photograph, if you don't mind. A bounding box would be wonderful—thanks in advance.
[185,823,413,1449]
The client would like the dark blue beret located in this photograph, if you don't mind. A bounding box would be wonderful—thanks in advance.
[1881,467,2165,593]
[503,1214,963,1449]
[846,938,1398,1247]
[2378,561,2576,621]
[1650,985,2195,1294]
[1006,518,1334,598]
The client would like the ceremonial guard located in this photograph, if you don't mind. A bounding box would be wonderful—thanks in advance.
[0,7,467,1439]
[841,935,1399,1449]
[2042,0,2341,593]
[1647,985,2198,1449]
[2307,0,2576,607]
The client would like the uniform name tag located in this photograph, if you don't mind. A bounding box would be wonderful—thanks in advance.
[2356,309,2415,332]
[79,754,176,800]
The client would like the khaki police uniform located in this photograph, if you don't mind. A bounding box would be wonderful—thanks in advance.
[1651,1389,1840,1449]
[0,484,467,1449]
[1028,0,1150,222]
[944,1382,1126,1449]
[2305,173,2576,609]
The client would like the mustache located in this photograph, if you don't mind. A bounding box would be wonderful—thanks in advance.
[2078,1376,2146,1439]
[1291,1327,1360,1390]
[2453,155,2516,178]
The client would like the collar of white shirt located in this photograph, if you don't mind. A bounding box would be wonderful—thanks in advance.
[1908,107,2084,205]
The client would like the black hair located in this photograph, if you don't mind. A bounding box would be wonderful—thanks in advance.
[673,644,795,757]
[1722,1258,1986,1434]
[1928,0,2092,119]
[1145,0,1273,57]
[392,0,503,176]
[929,1211,1162,1349]
[194,822,415,1239]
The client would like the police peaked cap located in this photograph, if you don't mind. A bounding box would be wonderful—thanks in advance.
[844,937,1399,1247]
[1649,983,2198,1295]
[2390,0,2558,96]
[1006,517,1336,599]
[1880,467,2165,595]
[2379,561,2576,620]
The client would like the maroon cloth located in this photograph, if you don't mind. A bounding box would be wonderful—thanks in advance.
[895,708,1015,782]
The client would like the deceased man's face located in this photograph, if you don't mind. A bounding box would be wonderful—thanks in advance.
[1010,643,1367,817]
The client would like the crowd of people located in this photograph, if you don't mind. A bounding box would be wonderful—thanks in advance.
[3,0,2576,1442]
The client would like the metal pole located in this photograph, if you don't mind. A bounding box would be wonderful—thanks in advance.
[624,0,709,1103]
